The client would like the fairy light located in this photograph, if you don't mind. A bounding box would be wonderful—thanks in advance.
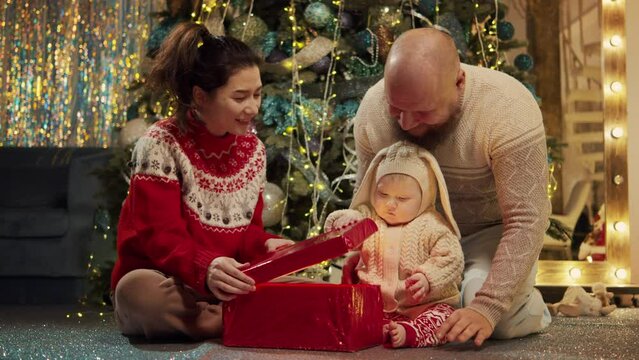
[569,267,582,279]
[609,34,622,47]
[615,268,628,280]
[613,221,627,232]
[610,81,623,93]
[611,127,624,138]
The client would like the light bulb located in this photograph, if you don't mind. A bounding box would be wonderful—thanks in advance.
[615,268,628,280]
[613,221,627,232]
[610,81,623,93]
[611,127,624,138]
[609,35,622,47]
[569,267,582,279]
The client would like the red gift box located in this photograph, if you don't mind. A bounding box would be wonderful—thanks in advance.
[244,218,378,284]
[223,283,384,351]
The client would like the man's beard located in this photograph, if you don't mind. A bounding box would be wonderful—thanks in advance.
[410,102,462,151]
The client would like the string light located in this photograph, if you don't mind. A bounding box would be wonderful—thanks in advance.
[613,221,627,232]
[615,268,628,280]
[609,34,622,47]
[569,267,582,279]
[611,127,624,138]
[609,81,623,93]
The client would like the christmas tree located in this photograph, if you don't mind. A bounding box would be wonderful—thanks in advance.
[90,0,539,304]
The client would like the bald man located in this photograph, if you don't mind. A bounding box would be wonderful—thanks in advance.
[351,28,551,346]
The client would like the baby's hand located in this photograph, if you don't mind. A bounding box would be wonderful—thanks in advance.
[324,209,364,232]
[265,238,295,253]
[405,273,429,301]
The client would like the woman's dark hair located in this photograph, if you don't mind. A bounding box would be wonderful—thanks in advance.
[148,22,262,124]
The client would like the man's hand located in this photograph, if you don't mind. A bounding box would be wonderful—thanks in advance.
[265,238,295,253]
[405,273,429,301]
[206,257,255,301]
[437,308,493,346]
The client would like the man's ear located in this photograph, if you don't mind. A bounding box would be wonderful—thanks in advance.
[456,68,465,89]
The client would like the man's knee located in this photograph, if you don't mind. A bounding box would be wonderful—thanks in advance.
[491,289,550,339]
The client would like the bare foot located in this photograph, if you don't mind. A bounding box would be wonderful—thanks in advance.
[387,321,407,348]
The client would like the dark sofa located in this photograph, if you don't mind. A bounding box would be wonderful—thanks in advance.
[0,147,111,304]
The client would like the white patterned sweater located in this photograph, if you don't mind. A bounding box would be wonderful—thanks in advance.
[353,63,551,328]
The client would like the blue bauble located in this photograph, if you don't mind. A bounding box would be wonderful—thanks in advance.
[146,18,178,56]
[266,49,288,63]
[304,2,333,29]
[310,56,332,75]
[418,0,437,17]
[497,21,515,41]
[353,30,374,56]
[438,13,468,61]
[514,53,534,71]
[262,31,278,58]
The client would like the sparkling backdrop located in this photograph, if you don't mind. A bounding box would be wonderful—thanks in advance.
[0,0,155,147]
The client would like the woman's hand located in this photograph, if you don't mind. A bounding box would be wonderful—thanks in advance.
[264,238,295,253]
[206,256,255,301]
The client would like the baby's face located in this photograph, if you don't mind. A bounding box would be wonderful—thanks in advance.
[371,174,422,225]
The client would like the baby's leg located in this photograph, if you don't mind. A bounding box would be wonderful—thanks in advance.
[394,303,456,348]
[113,269,222,340]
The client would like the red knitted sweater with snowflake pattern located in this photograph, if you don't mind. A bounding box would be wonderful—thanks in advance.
[111,116,274,295]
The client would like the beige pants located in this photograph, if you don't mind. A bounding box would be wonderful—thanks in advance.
[113,268,323,340]
[113,269,221,340]
[460,224,551,339]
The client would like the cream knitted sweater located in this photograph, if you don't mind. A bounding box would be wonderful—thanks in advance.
[354,205,463,320]
[353,63,551,328]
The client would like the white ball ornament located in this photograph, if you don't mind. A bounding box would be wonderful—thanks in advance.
[118,118,150,147]
[262,182,285,227]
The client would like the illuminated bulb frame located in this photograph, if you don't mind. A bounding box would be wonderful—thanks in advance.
[536,0,631,286]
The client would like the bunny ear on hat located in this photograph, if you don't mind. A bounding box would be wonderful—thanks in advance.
[415,147,460,239]
[350,144,392,211]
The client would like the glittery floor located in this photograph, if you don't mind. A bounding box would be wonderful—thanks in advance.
[0,305,637,360]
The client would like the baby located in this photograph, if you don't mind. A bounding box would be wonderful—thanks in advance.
[325,141,463,348]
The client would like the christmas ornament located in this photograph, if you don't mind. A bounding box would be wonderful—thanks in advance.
[497,21,515,41]
[118,118,150,147]
[437,13,468,62]
[453,1,475,22]
[262,182,285,227]
[146,17,179,57]
[373,25,393,63]
[514,53,534,71]
[262,36,335,75]
[229,14,268,46]
[417,0,437,17]
[262,31,278,58]
[352,29,375,57]
[304,2,333,29]
[368,5,402,29]
[203,13,225,36]
[310,56,332,75]
[266,49,287,63]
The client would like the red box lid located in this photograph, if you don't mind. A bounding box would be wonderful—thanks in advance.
[244,218,378,283]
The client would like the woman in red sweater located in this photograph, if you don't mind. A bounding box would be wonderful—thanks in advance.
[110,22,292,340]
